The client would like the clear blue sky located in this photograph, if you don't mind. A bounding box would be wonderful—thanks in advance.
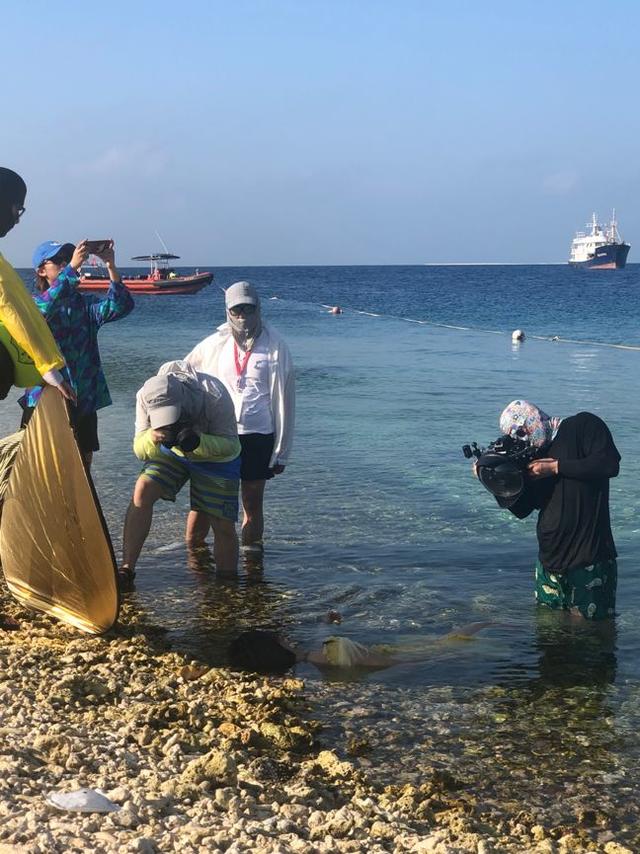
[3,0,639,265]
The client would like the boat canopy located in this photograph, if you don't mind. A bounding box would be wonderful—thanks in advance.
[131,253,180,261]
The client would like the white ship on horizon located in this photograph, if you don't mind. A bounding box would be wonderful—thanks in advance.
[569,211,630,269]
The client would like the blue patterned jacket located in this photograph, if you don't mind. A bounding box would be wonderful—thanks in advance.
[21,265,134,416]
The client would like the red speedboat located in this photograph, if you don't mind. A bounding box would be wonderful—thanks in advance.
[79,253,213,295]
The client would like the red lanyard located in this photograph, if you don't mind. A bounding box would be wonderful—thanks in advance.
[234,342,252,379]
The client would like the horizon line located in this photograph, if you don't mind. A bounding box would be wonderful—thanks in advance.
[14,260,637,269]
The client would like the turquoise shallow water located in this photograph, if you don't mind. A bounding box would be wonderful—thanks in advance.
[7,264,640,685]
[6,264,640,836]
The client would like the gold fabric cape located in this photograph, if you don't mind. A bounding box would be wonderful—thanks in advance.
[0,388,119,633]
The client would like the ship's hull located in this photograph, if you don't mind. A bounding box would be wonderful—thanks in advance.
[569,243,630,270]
[78,272,213,295]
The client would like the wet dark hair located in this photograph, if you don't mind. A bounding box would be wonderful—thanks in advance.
[228,630,297,675]
[0,168,27,238]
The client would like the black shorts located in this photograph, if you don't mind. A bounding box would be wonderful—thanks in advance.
[239,433,275,481]
[20,406,100,455]
[0,342,14,400]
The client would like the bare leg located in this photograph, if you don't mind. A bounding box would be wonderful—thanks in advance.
[240,479,267,546]
[210,515,239,575]
[186,541,215,574]
[122,477,165,572]
[185,510,211,548]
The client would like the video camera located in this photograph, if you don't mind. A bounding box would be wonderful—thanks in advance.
[462,433,541,506]
[161,422,200,453]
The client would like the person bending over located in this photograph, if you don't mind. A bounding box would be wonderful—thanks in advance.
[184,281,295,554]
[20,239,133,468]
[0,167,73,401]
[120,360,241,586]
[484,400,620,620]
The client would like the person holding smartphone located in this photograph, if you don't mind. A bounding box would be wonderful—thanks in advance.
[19,239,134,468]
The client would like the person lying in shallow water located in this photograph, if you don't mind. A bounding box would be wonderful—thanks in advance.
[228,622,496,674]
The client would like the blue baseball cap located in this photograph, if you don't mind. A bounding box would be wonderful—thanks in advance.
[32,241,75,269]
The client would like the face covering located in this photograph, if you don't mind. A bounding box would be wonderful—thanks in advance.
[227,310,262,351]
[0,168,26,238]
[499,400,562,450]
[225,282,262,351]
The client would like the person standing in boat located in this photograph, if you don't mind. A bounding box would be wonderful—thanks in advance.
[184,281,295,556]
[19,239,134,468]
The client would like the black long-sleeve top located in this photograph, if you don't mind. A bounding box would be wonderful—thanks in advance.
[506,412,620,572]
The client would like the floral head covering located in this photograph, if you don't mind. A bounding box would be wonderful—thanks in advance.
[499,400,562,450]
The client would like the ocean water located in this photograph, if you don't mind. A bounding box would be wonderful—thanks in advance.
[7,264,640,834]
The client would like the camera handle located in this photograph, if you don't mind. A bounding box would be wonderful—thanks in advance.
[462,442,482,460]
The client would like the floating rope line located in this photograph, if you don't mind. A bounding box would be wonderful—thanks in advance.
[319,304,640,352]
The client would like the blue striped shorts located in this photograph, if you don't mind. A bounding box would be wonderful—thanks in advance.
[140,455,239,521]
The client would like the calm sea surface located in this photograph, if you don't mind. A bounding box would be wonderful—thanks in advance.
[8,263,640,835]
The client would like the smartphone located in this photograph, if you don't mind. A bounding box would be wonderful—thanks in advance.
[85,240,111,255]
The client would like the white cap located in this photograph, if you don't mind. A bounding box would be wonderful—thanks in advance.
[225,281,259,309]
[140,374,183,428]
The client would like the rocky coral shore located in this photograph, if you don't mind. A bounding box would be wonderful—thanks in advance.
[0,594,634,854]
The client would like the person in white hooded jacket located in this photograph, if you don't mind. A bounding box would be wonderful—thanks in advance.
[184,282,295,553]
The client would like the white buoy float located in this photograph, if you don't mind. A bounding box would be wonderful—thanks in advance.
[511,329,525,342]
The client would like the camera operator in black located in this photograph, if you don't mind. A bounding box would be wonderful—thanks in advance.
[496,400,620,620]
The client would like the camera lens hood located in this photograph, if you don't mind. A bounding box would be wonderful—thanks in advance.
[476,452,525,506]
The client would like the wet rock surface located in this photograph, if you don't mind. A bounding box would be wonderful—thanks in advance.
[0,594,636,853]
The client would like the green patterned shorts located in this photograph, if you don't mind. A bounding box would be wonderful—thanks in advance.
[534,559,617,620]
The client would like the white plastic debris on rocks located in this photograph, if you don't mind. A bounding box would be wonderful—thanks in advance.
[46,788,122,813]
